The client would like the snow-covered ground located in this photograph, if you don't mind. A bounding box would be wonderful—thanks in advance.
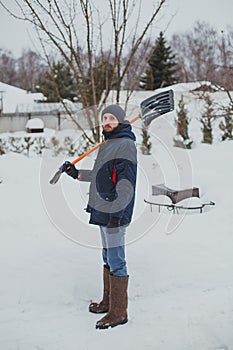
[1,115,233,349]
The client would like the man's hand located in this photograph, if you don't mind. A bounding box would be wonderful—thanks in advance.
[60,161,79,179]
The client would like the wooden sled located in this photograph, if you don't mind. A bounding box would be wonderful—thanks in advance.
[152,184,200,204]
[145,184,215,214]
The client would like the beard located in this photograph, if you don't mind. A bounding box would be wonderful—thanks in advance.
[103,124,114,132]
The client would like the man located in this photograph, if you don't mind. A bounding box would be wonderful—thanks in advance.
[62,104,137,329]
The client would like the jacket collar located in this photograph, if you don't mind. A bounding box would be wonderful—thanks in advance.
[102,121,136,141]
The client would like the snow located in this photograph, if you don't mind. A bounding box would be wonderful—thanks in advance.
[1,105,233,349]
[154,81,223,93]
[0,82,45,114]
[25,118,44,130]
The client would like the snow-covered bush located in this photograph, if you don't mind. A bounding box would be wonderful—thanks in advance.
[49,137,63,156]
[63,136,79,157]
[219,104,233,141]
[174,95,193,149]
[0,133,96,158]
[34,137,48,155]
[23,137,35,157]
[8,137,25,154]
[0,138,6,155]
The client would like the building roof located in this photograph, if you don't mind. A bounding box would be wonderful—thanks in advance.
[0,82,46,114]
[15,101,82,115]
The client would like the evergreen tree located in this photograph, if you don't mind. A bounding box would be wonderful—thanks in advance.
[219,104,233,141]
[141,126,152,155]
[140,32,178,90]
[174,95,192,149]
[200,94,216,144]
[37,61,78,102]
[139,69,153,90]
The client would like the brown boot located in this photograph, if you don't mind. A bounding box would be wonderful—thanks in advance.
[95,275,129,329]
[89,265,110,314]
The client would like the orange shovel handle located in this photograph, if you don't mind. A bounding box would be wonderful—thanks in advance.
[71,141,104,165]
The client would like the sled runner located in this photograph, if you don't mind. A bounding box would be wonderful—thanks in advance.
[144,198,215,214]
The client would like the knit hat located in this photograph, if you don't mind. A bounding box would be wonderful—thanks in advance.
[101,104,126,124]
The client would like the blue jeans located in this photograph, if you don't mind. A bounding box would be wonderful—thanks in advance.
[100,226,127,277]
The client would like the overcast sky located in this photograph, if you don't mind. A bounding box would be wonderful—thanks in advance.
[0,0,233,57]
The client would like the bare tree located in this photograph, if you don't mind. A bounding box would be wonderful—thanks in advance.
[0,0,167,142]
[16,49,47,91]
[217,28,233,89]
[170,21,233,89]
[170,22,218,82]
[0,49,17,85]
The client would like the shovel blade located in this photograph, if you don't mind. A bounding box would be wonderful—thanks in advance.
[140,89,174,127]
[49,169,63,185]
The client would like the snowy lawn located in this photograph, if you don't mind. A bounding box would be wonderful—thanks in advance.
[0,138,233,350]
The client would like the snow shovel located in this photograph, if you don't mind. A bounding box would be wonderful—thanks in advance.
[49,89,174,185]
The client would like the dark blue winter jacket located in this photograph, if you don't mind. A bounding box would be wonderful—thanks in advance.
[79,122,137,227]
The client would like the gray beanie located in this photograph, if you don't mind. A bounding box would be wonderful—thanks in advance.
[101,104,125,123]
